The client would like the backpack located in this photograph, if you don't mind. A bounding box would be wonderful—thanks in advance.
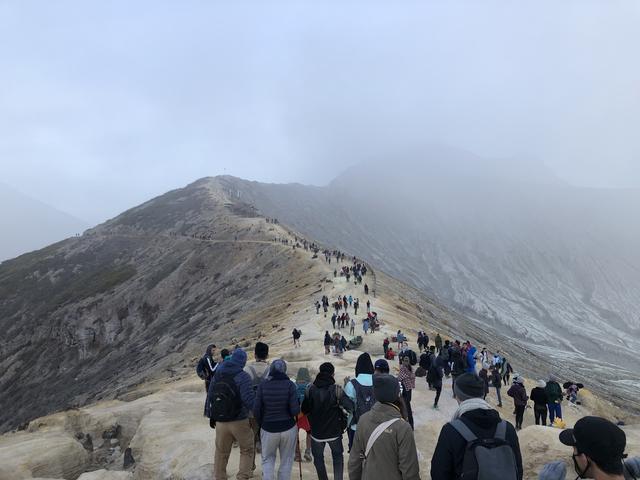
[450,419,518,480]
[419,352,431,370]
[427,362,443,383]
[247,364,270,391]
[209,373,242,422]
[350,379,375,426]
[441,348,450,362]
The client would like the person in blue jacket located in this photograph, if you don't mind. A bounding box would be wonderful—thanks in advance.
[253,359,300,480]
[466,344,477,374]
[206,348,255,480]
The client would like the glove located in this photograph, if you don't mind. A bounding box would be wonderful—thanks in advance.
[538,461,566,480]
[209,418,216,430]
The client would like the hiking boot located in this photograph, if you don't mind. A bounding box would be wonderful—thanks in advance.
[432,404,439,410]
[304,448,312,462]
[498,403,503,408]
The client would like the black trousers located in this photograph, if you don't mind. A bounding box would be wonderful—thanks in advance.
[402,389,414,429]
[434,385,442,407]
[514,405,525,429]
[534,406,547,426]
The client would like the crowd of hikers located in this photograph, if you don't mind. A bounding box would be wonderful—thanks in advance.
[196,339,638,480]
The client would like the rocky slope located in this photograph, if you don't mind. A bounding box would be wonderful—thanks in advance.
[211,159,640,407]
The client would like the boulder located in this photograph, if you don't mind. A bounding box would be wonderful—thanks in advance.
[77,470,133,480]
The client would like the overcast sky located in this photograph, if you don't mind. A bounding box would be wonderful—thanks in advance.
[1,1,639,224]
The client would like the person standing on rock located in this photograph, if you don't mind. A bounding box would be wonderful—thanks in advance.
[344,353,375,452]
[398,355,416,429]
[253,359,300,480]
[430,373,523,480]
[245,342,270,455]
[507,376,528,430]
[301,362,354,480]
[207,348,256,480]
[348,374,420,480]
[530,380,549,426]
[545,375,564,424]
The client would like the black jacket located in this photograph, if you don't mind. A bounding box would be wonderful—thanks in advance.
[529,387,549,407]
[301,372,354,440]
[431,408,523,480]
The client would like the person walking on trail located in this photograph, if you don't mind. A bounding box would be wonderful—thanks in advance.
[383,338,390,357]
[315,301,321,314]
[501,358,514,386]
[350,317,356,335]
[301,362,354,480]
[348,295,353,306]
[253,359,300,480]
[354,299,359,315]
[507,376,528,430]
[295,368,313,462]
[345,353,375,452]
[324,331,332,355]
[245,342,271,455]
[545,375,564,424]
[331,313,337,330]
[206,348,256,480]
[490,364,503,407]
[398,355,416,429]
[196,343,218,394]
[366,299,371,313]
[478,364,490,400]
[292,328,301,348]
[364,284,369,295]
[428,348,445,409]
[348,374,420,480]
[530,380,549,426]
[363,318,370,335]
[430,373,523,480]
[435,333,443,353]
[539,416,636,480]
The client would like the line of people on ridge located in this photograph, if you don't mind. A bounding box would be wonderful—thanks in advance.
[196,342,638,480]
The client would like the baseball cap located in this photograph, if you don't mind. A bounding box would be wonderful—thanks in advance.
[559,417,626,468]
[374,359,390,372]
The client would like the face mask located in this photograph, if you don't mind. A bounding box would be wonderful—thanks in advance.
[572,453,590,480]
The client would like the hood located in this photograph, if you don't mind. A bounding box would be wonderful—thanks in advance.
[461,408,501,430]
[313,371,336,388]
[217,348,247,377]
[355,353,374,376]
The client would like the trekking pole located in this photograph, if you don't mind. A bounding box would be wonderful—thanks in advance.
[297,434,303,480]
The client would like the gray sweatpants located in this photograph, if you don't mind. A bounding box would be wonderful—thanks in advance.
[260,425,298,480]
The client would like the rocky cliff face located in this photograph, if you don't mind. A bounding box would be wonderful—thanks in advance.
[0,179,313,432]
[211,165,640,407]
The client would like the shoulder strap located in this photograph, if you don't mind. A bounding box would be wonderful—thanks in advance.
[364,418,400,457]
[248,365,258,380]
[494,420,507,441]
[450,419,478,443]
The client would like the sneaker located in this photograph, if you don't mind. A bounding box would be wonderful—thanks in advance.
[498,403,503,408]
[432,404,439,410]
[304,448,312,462]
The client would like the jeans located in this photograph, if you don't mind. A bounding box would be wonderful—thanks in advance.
[260,426,298,480]
[311,437,344,480]
[495,387,502,406]
[214,418,255,480]
[548,402,562,423]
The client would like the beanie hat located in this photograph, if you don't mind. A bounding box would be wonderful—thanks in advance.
[296,367,311,383]
[453,373,485,401]
[355,353,374,376]
[319,362,335,375]
[255,342,269,359]
[270,359,287,375]
[538,380,547,388]
[373,374,400,403]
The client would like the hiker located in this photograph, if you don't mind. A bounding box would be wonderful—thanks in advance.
[385,347,396,360]
[490,364,503,407]
[431,373,523,480]
[206,348,256,480]
[245,342,270,454]
[340,335,348,352]
[331,313,337,330]
[348,374,420,480]
[530,380,549,426]
[366,299,371,313]
[419,348,433,389]
[196,343,218,394]
[364,284,369,295]
[383,338,390,357]
[354,299,359,315]
[450,343,466,398]
[546,375,564,424]
[295,368,313,462]
[345,353,375,452]
[478,364,490,400]
[435,333,443,353]
[466,343,477,374]
[398,355,416,429]
[441,340,451,377]
[253,359,300,480]
[501,358,514,386]
[396,330,405,350]
[348,295,353,306]
[363,318,370,335]
[539,416,636,480]
[292,328,301,348]
[374,358,390,375]
[324,331,332,355]
[429,348,445,409]
[507,376,528,430]
[350,317,356,335]
[301,362,354,480]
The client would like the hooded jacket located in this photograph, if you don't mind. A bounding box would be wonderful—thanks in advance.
[507,382,528,407]
[196,344,217,381]
[206,349,255,421]
[529,387,549,408]
[466,346,477,374]
[431,408,523,480]
[348,402,420,480]
[301,372,354,440]
[253,370,300,433]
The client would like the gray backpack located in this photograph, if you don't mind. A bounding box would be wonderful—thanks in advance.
[450,419,518,480]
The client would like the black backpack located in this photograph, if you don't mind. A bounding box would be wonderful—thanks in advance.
[419,352,432,370]
[350,379,375,426]
[450,419,518,480]
[209,373,242,422]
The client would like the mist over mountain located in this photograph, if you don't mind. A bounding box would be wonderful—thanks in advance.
[216,149,640,392]
[0,184,88,262]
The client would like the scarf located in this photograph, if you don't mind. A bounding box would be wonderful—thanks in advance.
[452,398,493,420]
